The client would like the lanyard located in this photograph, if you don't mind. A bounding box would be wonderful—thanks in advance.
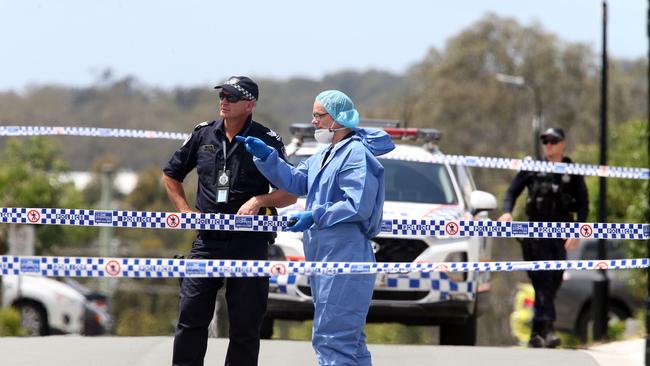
[221,122,253,165]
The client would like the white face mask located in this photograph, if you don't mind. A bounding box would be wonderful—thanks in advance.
[313,120,344,144]
[314,128,334,144]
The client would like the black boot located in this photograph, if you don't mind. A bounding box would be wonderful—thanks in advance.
[528,321,546,348]
[543,321,561,348]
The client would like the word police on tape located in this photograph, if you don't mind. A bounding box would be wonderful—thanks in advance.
[1,208,648,240]
[1,256,648,278]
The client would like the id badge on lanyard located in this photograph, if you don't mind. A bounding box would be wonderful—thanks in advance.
[215,124,251,203]
[216,138,232,203]
[216,169,230,203]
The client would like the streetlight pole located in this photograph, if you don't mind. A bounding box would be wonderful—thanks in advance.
[645,0,650,366]
[593,0,610,342]
[496,73,544,159]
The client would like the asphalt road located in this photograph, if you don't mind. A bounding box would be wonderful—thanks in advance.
[0,336,643,366]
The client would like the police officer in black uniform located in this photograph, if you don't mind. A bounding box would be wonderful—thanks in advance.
[498,127,588,348]
[163,76,297,366]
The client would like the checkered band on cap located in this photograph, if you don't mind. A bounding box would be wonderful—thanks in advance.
[225,78,257,101]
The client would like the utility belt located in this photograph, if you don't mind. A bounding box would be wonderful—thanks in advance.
[198,231,273,244]
[527,212,574,223]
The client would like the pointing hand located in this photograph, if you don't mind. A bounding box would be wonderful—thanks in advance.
[235,136,273,161]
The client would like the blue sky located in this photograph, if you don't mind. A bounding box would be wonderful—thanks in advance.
[2,0,647,91]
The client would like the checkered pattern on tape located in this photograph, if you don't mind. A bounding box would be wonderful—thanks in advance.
[269,274,298,294]
[0,126,189,141]
[114,211,167,228]
[252,215,291,232]
[528,221,580,238]
[1,256,21,275]
[592,223,647,239]
[206,260,269,278]
[40,256,104,277]
[122,258,183,278]
[41,208,94,226]
[3,125,649,179]
[392,219,446,236]
[461,220,511,237]
[2,257,649,277]
[0,207,28,224]
[179,213,236,231]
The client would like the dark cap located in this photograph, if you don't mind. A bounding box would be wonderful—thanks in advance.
[540,127,565,140]
[214,76,259,101]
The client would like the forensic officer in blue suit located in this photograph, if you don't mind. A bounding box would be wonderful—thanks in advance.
[237,90,394,366]
[163,76,296,366]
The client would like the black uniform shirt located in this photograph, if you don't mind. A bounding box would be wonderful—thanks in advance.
[163,116,287,215]
[502,156,589,222]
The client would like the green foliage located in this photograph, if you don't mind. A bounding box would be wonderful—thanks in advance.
[120,166,195,254]
[272,320,436,344]
[0,307,26,336]
[116,307,174,336]
[573,119,648,302]
[365,323,436,344]
[0,137,93,253]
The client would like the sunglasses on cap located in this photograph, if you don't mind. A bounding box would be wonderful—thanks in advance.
[219,92,247,103]
[541,137,562,145]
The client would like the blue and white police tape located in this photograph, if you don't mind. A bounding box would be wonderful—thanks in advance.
[0,125,187,141]
[1,207,649,240]
[1,256,647,278]
[2,125,648,180]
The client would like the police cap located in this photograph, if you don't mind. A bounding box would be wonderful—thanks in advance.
[214,76,259,101]
[540,127,565,141]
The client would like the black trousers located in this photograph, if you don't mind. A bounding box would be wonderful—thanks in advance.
[172,233,269,366]
[520,238,566,324]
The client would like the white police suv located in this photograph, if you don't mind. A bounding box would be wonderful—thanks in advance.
[264,122,497,345]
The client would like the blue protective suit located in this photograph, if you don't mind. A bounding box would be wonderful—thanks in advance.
[254,129,392,366]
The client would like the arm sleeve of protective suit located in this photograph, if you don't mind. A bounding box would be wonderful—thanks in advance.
[253,149,309,196]
[502,171,528,214]
[311,149,379,228]
[574,175,589,222]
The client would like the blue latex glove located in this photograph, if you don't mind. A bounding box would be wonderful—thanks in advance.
[285,211,314,232]
[235,136,273,161]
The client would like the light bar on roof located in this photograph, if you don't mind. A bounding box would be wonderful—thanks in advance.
[384,128,418,139]
[289,122,440,143]
[384,128,441,143]
[358,119,400,128]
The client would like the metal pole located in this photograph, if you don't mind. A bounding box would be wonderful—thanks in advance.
[529,84,543,160]
[645,0,650,366]
[99,163,115,297]
[593,0,610,341]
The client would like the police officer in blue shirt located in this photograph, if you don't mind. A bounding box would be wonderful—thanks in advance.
[163,76,296,366]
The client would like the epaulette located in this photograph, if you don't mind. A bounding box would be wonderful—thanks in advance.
[266,129,283,142]
[193,120,214,131]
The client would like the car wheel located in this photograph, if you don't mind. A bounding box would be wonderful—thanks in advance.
[17,301,49,336]
[260,316,274,339]
[576,303,629,342]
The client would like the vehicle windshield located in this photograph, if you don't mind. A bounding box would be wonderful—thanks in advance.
[288,155,457,204]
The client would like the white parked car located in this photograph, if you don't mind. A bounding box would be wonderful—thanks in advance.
[264,123,497,345]
[1,275,112,336]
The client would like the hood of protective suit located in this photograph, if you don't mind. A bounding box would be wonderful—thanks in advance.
[353,128,395,156]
